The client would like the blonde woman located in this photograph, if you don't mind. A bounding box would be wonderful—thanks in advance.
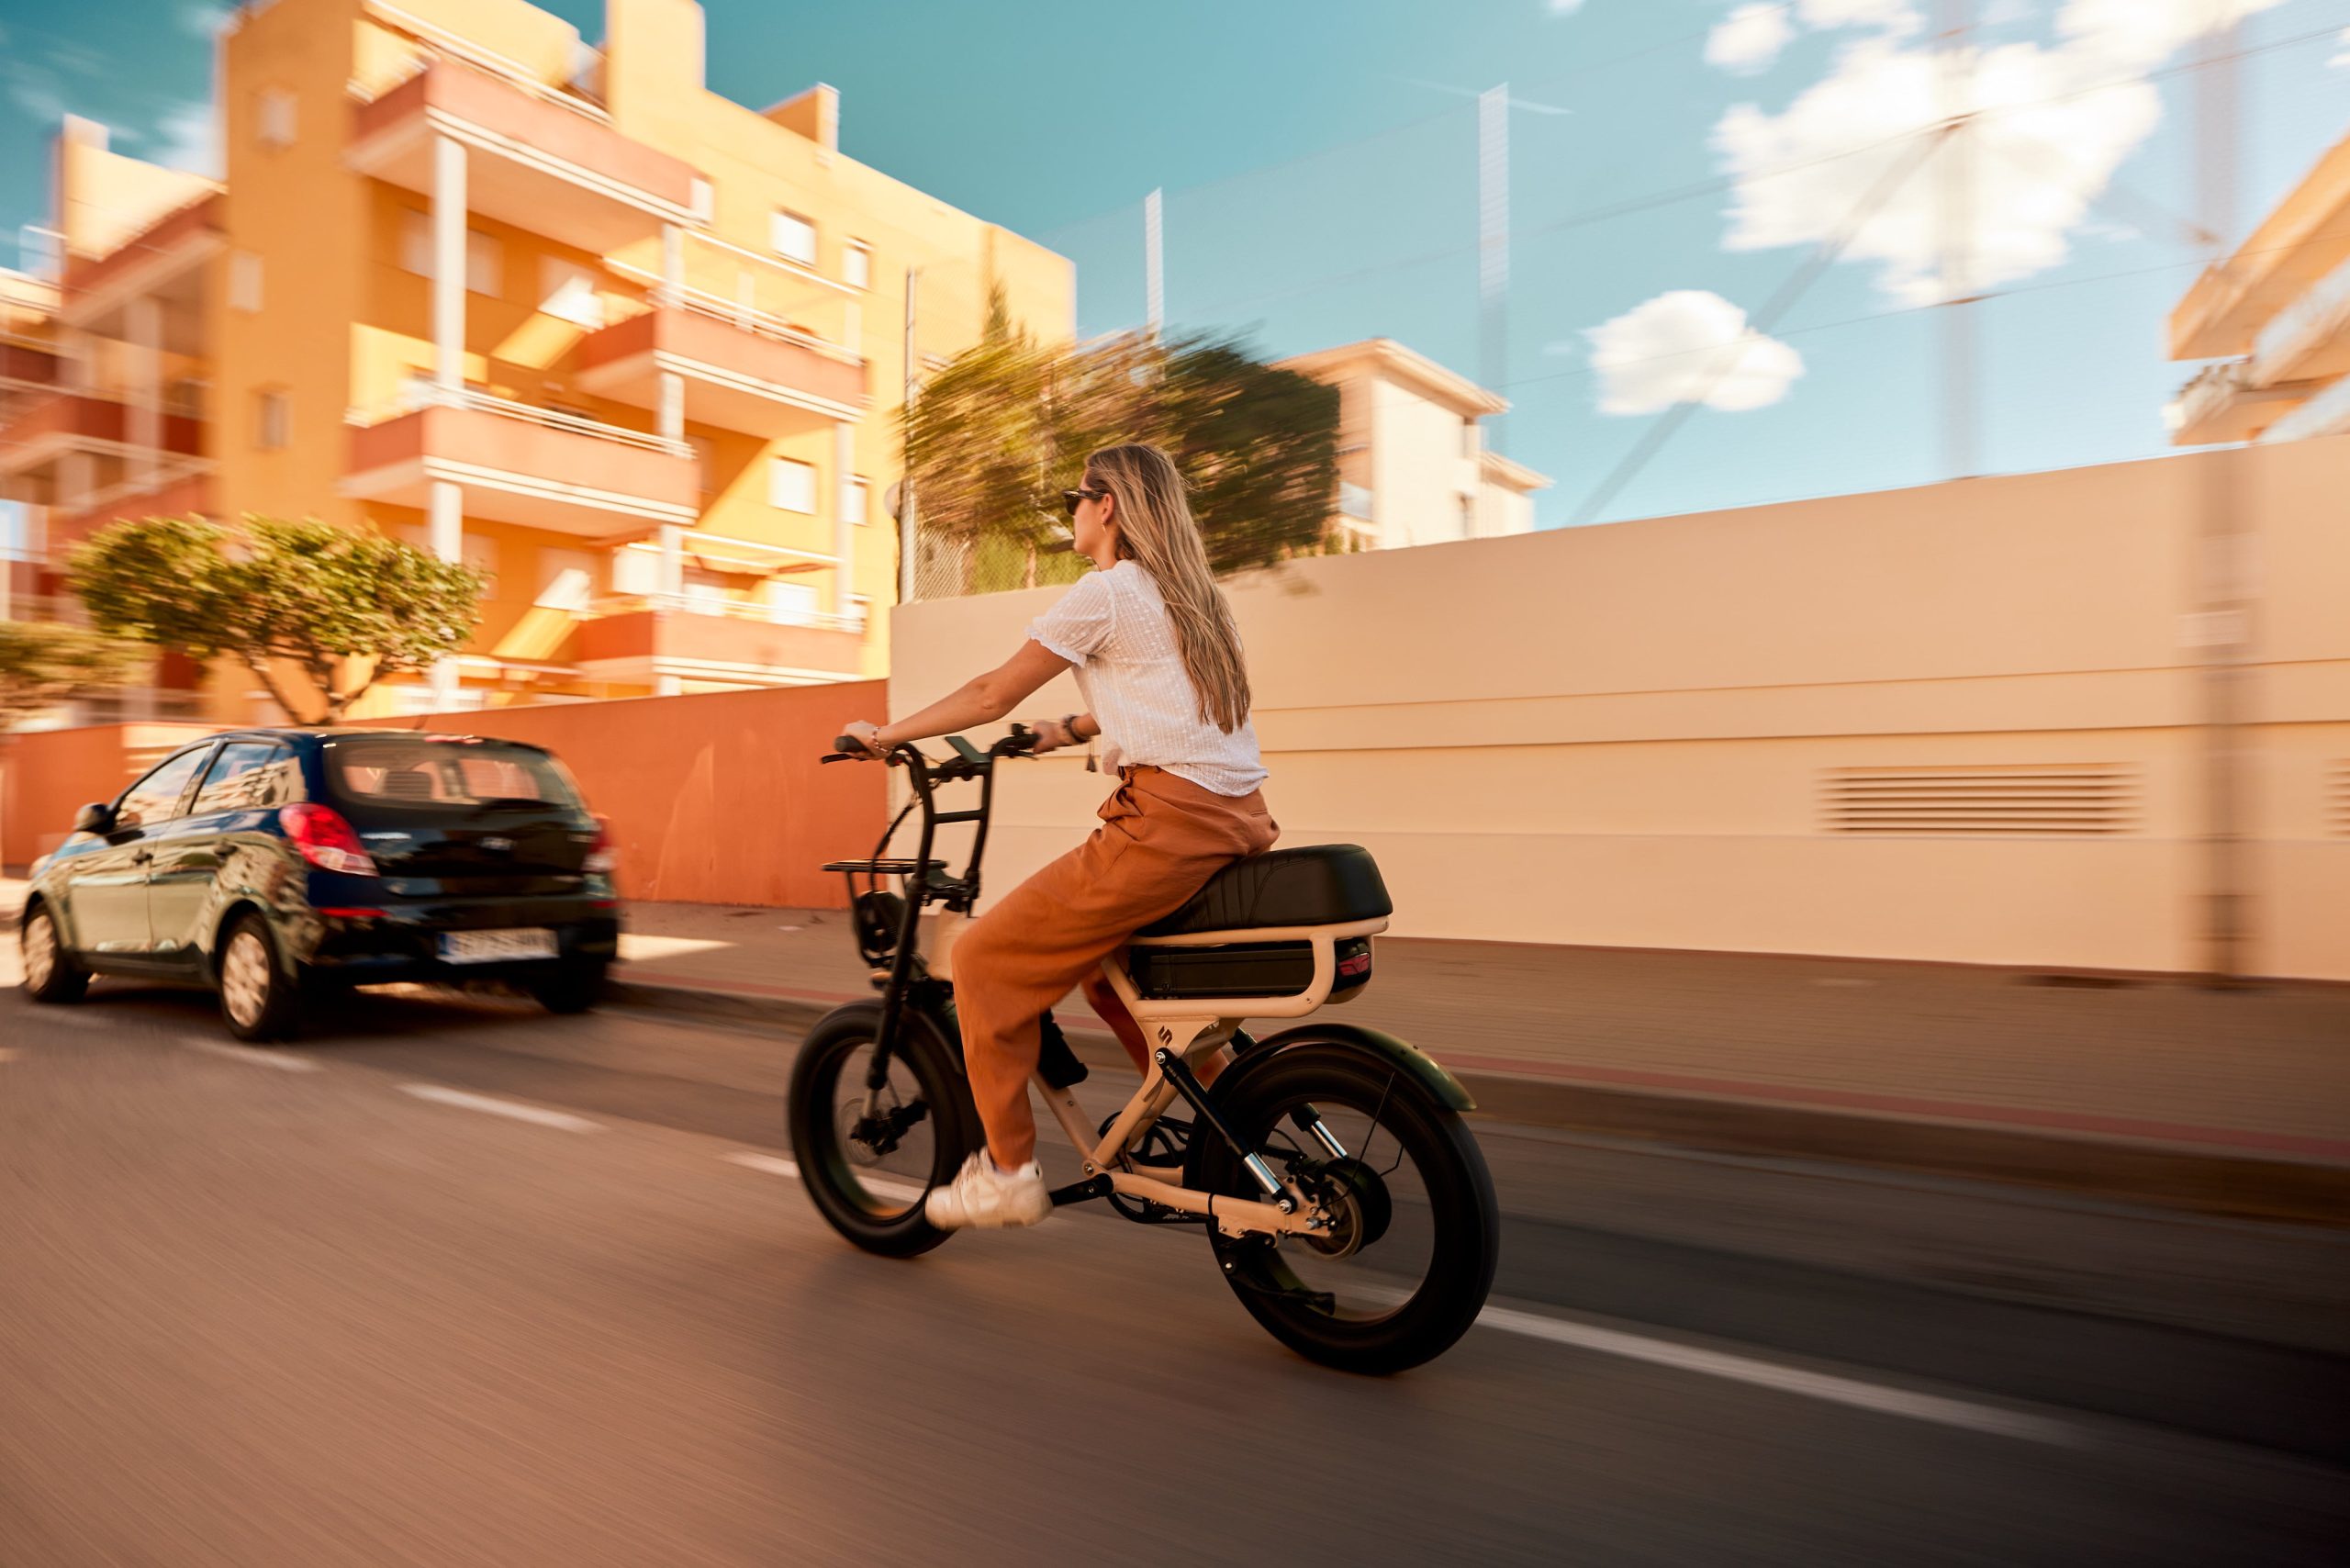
[839,442,1275,1229]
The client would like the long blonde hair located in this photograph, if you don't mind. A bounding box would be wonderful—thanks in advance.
[1087,443,1252,733]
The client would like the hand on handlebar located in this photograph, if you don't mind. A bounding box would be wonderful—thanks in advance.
[1030,717,1080,755]
[835,720,887,761]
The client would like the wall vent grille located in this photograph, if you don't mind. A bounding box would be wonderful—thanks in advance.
[1824,766,2135,837]
[2329,764,2350,838]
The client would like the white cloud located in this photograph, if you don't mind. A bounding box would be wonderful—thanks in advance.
[1547,0,1589,13]
[2,60,66,126]
[1583,290,1805,415]
[1797,0,1920,35]
[180,3,234,38]
[147,99,220,178]
[1711,0,2288,306]
[1708,5,1798,75]
[2331,27,2348,67]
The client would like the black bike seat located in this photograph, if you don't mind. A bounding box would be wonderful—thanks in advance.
[1136,845,1392,938]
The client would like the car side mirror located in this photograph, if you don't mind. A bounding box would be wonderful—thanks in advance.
[73,801,116,835]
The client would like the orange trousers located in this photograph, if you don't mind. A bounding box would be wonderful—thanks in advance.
[953,765,1278,1166]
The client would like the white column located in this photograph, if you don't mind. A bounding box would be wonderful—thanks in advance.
[656,370,684,443]
[1143,187,1163,337]
[832,420,855,617]
[660,223,683,308]
[428,479,463,709]
[655,521,685,697]
[657,522,683,599]
[432,134,467,398]
[127,296,162,491]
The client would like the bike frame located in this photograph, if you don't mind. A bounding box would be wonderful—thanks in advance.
[824,733,1389,1242]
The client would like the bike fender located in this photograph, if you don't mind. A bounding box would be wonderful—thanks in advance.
[1241,1023,1477,1113]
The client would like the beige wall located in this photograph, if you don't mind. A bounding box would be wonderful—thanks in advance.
[890,439,2350,979]
[1368,377,1478,548]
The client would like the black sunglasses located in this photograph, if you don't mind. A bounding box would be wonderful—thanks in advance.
[1061,486,1107,518]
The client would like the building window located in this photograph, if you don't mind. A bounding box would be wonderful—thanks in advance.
[769,456,816,513]
[770,209,816,267]
[766,579,818,624]
[843,241,871,290]
[538,259,604,328]
[255,87,296,149]
[229,252,263,313]
[845,476,869,525]
[1462,419,1480,459]
[255,389,289,451]
[399,213,502,296]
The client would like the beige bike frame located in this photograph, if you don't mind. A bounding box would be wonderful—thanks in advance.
[934,912,1389,1239]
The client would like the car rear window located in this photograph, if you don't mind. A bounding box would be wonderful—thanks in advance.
[324,737,582,812]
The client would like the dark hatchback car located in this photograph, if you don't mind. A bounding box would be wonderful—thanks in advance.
[19,729,621,1040]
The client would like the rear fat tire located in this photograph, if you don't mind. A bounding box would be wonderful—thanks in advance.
[787,1002,981,1259]
[218,913,302,1043]
[532,957,608,1014]
[1192,1043,1500,1375]
[21,903,90,1004]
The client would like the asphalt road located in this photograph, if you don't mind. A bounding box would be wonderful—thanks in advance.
[3,977,2345,1567]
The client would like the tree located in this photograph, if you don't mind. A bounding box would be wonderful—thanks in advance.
[71,515,487,724]
[0,620,144,733]
[902,286,1339,592]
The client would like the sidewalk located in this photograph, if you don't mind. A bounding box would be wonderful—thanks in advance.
[613,902,2350,1223]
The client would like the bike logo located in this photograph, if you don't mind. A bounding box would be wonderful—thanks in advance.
[1156,1025,1173,1046]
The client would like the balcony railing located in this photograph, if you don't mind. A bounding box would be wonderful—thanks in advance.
[374,384,690,459]
[589,591,867,635]
[2260,373,2350,443]
[2250,252,2350,385]
[603,263,862,367]
[360,1,610,125]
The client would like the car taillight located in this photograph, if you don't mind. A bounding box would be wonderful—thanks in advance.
[583,816,617,877]
[279,803,378,876]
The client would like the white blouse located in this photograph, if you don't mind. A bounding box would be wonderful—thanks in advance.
[1028,561,1269,797]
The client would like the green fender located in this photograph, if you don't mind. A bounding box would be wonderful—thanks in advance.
[1237,1022,1477,1114]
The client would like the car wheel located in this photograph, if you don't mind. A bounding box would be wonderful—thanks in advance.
[218,913,301,1043]
[530,957,608,1015]
[21,903,90,1004]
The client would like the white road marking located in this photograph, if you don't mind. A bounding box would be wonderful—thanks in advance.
[188,1039,323,1072]
[398,1085,600,1133]
[723,1150,928,1204]
[1474,1302,2075,1444]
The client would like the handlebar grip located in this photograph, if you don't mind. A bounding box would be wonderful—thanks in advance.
[822,734,867,763]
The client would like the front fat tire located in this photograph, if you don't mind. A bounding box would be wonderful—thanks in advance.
[218,913,302,1043]
[786,1003,980,1260]
[21,905,90,1004]
[1196,1044,1500,1375]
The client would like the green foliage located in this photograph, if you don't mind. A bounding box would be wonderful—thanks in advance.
[903,286,1340,589]
[69,515,487,723]
[0,620,144,733]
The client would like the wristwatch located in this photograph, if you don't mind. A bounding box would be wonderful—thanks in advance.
[1060,713,1098,772]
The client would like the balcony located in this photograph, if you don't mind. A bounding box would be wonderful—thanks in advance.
[0,391,203,480]
[348,59,702,255]
[49,471,215,554]
[1,338,61,398]
[341,391,697,534]
[572,594,867,688]
[575,294,868,433]
[62,191,222,342]
[2249,252,2350,387]
[2260,374,2350,443]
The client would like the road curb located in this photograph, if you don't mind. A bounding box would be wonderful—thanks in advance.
[603,977,2350,1227]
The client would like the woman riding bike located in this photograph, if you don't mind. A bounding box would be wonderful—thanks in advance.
[838,442,1276,1231]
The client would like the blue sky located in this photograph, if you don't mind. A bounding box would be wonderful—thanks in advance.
[2,0,2344,528]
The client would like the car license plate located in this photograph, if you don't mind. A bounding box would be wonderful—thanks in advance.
[442,928,558,964]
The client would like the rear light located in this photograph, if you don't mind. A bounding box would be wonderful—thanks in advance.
[583,815,618,877]
[317,907,388,919]
[279,803,379,876]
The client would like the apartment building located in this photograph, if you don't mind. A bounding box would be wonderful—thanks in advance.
[1274,338,1550,552]
[2166,129,2350,446]
[0,0,1072,721]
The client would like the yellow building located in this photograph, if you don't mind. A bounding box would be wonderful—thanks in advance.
[2167,129,2350,445]
[0,0,1073,719]
[1273,339,1550,553]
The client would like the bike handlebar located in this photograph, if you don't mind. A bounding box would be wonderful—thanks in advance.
[819,725,1038,774]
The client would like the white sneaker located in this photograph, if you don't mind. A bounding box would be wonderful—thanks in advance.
[925,1151,1052,1230]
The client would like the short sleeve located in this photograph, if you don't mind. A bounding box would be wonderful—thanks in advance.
[1028,570,1115,666]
